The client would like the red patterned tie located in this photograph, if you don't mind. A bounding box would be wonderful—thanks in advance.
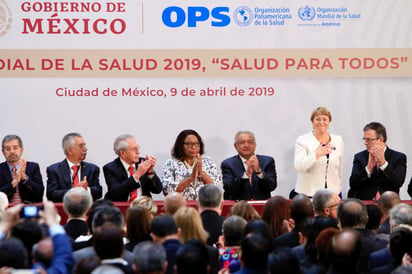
[72,165,80,187]
[129,166,138,201]
[11,165,22,204]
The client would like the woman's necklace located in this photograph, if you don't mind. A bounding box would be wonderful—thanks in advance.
[184,158,196,169]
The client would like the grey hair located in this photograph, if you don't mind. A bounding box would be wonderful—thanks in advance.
[312,189,335,214]
[63,187,92,217]
[2,135,23,149]
[234,130,256,143]
[197,184,223,208]
[133,241,166,273]
[113,134,135,156]
[389,203,412,228]
[62,133,82,155]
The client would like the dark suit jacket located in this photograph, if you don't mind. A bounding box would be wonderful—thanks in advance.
[221,155,277,200]
[103,157,162,201]
[0,161,44,203]
[46,159,102,202]
[349,147,406,200]
[201,210,224,246]
[64,219,89,241]
[368,247,392,272]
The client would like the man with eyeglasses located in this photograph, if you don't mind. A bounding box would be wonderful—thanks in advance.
[221,130,277,200]
[103,134,162,201]
[349,122,406,200]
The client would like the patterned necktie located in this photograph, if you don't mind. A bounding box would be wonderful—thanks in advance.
[129,166,138,201]
[11,165,22,204]
[72,165,80,187]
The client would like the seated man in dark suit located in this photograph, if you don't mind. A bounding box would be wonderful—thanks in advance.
[349,122,406,200]
[46,132,102,202]
[103,134,162,201]
[221,131,277,200]
[0,134,44,204]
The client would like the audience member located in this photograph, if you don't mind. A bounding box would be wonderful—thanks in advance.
[237,232,272,274]
[377,191,401,234]
[293,107,344,198]
[63,187,92,242]
[268,247,302,274]
[93,222,134,274]
[274,193,313,248]
[244,219,274,250]
[261,195,292,238]
[337,198,387,272]
[229,200,261,222]
[349,122,407,200]
[366,203,388,241]
[133,241,167,274]
[161,129,222,200]
[125,205,152,252]
[104,134,162,201]
[32,237,54,269]
[197,184,225,246]
[314,227,340,273]
[74,256,101,274]
[150,215,181,274]
[221,130,277,200]
[0,192,8,220]
[217,215,247,273]
[312,188,340,219]
[328,229,363,274]
[163,192,186,215]
[0,134,44,203]
[130,195,158,217]
[175,239,209,274]
[46,132,102,202]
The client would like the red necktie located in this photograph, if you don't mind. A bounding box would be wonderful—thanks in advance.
[245,160,252,185]
[11,165,22,204]
[129,166,138,201]
[72,165,80,187]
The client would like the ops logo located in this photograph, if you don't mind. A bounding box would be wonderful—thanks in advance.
[0,0,12,36]
[162,6,230,27]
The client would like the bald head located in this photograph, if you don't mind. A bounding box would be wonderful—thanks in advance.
[290,194,313,224]
[164,192,186,215]
[378,191,401,215]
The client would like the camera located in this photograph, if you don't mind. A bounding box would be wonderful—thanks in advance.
[20,205,43,219]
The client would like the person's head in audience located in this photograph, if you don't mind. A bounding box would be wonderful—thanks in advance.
[150,215,180,244]
[229,200,261,222]
[328,229,362,273]
[133,241,167,274]
[268,247,302,274]
[337,198,368,229]
[63,187,93,219]
[0,191,9,220]
[261,195,291,238]
[130,196,158,217]
[366,204,382,230]
[391,265,412,274]
[87,199,114,233]
[126,205,152,244]
[388,226,412,265]
[220,215,247,247]
[74,256,101,274]
[378,191,401,219]
[91,205,124,234]
[389,203,412,232]
[164,192,186,215]
[197,184,223,214]
[240,232,272,272]
[312,189,341,219]
[11,219,44,266]
[175,239,209,274]
[244,219,274,249]
[173,206,208,244]
[32,237,54,269]
[93,222,124,260]
[62,132,87,164]
[314,227,340,273]
[0,237,29,269]
[290,193,313,228]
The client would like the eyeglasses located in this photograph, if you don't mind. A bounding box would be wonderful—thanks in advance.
[327,204,339,209]
[237,141,255,146]
[362,137,379,143]
[184,142,200,148]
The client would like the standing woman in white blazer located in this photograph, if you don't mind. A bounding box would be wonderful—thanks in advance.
[292,107,344,198]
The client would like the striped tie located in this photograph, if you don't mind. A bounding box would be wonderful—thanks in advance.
[11,165,22,204]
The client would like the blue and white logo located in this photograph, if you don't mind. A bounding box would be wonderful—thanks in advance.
[298,6,315,21]
[233,6,253,26]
